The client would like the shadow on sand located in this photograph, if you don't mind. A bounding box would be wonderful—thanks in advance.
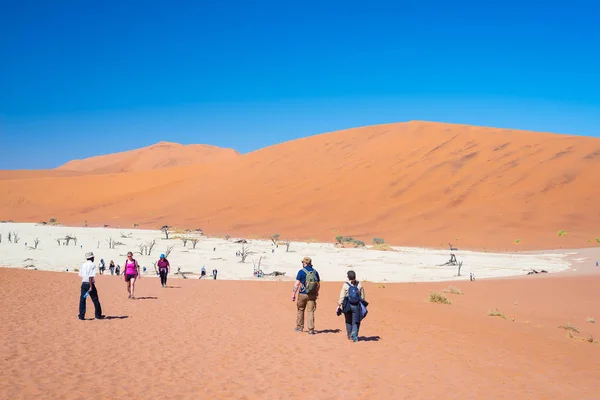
[358,335,381,342]
[134,296,158,300]
[105,316,129,320]
[316,329,341,334]
[164,286,181,289]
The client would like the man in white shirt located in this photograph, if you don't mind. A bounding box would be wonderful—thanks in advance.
[78,252,104,320]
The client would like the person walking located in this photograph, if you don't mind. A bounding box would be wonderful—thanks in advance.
[292,257,320,335]
[109,260,115,275]
[157,253,170,288]
[212,268,218,280]
[78,252,104,320]
[337,270,366,342]
[99,259,106,275]
[123,251,141,299]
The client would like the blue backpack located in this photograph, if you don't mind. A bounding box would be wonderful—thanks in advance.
[347,282,361,305]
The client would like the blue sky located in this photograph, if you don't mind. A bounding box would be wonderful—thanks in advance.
[1,0,599,170]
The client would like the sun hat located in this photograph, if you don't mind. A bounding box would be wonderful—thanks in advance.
[85,252,94,259]
[160,254,165,258]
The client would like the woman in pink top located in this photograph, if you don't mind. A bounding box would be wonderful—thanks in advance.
[123,251,140,298]
[157,253,170,288]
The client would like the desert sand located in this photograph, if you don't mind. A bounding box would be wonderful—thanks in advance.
[0,223,577,282]
[2,265,600,399]
[1,121,599,251]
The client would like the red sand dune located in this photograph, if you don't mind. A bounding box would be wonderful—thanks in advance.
[2,267,599,399]
[1,121,600,250]
[55,141,240,174]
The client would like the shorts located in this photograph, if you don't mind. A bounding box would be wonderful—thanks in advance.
[201,271,206,276]
[125,273,137,282]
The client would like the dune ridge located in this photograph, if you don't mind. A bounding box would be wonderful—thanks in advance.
[1,121,600,251]
[56,141,240,174]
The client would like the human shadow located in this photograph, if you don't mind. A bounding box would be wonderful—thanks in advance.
[358,335,381,342]
[165,286,181,289]
[104,316,129,320]
[316,329,341,334]
[134,296,158,300]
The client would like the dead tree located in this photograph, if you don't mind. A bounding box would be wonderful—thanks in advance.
[238,245,251,263]
[285,240,291,252]
[147,240,156,256]
[13,232,20,243]
[106,237,115,249]
[181,237,188,247]
[152,261,158,275]
[138,243,147,255]
[225,234,231,240]
[161,225,170,240]
[270,234,280,246]
[8,232,12,243]
[449,243,458,251]
[457,261,463,276]
[252,256,263,274]
[0,233,2,243]
[191,238,199,249]
[65,235,76,246]
[33,238,40,249]
[97,241,100,249]
[120,232,132,239]
[56,238,61,246]
[165,246,174,258]
[113,240,125,247]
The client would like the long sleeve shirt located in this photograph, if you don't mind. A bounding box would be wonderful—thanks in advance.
[338,280,365,306]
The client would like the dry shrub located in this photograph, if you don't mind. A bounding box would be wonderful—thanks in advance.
[443,285,463,295]
[429,292,451,305]
[488,308,507,319]
[558,323,579,333]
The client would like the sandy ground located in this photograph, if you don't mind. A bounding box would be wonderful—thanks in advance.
[2,267,600,400]
[0,223,584,282]
[1,121,600,251]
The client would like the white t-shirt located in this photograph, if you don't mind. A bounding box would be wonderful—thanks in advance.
[79,260,97,283]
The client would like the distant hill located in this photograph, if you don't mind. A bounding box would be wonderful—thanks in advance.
[55,141,240,174]
[1,121,599,251]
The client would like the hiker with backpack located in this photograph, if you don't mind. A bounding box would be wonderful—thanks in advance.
[292,257,321,335]
[337,270,366,342]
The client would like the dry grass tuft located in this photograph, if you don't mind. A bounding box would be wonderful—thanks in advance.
[488,308,507,319]
[429,292,451,305]
[370,243,396,252]
[443,285,463,295]
[558,323,580,333]
[586,317,595,323]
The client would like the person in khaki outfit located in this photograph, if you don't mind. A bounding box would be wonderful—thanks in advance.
[292,257,321,335]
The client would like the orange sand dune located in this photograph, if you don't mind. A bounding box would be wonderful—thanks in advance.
[56,141,240,174]
[1,121,600,250]
[1,267,599,399]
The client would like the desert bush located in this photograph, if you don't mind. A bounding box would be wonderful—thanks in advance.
[353,239,365,247]
[133,223,139,228]
[371,243,394,251]
[587,317,596,323]
[429,292,451,304]
[335,235,343,244]
[225,234,231,240]
[488,308,507,319]
[342,236,354,243]
[557,230,567,237]
[559,323,579,333]
[596,237,600,243]
[443,285,463,295]
[49,218,57,224]
[372,238,385,245]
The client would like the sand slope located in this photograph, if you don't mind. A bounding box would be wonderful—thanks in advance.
[1,121,600,250]
[56,141,240,174]
[1,267,599,399]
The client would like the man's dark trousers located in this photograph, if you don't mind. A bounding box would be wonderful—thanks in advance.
[79,282,102,319]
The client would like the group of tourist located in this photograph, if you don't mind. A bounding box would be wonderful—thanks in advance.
[78,252,369,342]
[77,251,171,319]
[292,256,368,342]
